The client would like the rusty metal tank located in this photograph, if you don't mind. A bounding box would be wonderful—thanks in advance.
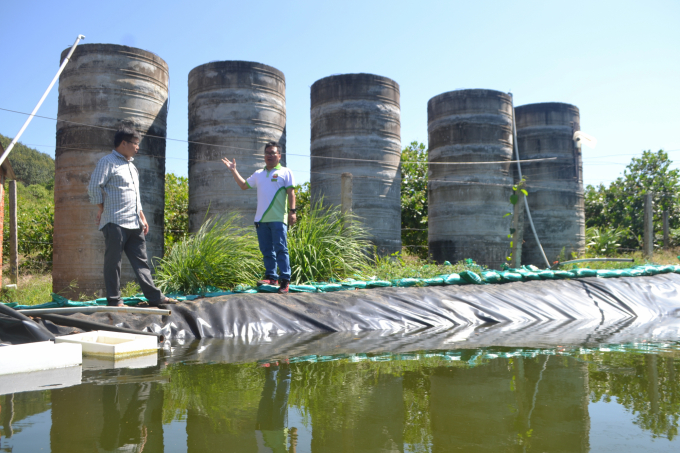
[427,89,514,268]
[310,73,401,255]
[53,44,168,297]
[188,61,286,230]
[515,102,585,265]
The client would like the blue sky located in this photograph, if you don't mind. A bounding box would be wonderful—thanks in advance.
[1,0,678,187]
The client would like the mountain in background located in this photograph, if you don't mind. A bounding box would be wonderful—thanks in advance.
[0,133,55,186]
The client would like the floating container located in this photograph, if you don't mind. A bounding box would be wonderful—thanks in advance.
[0,365,82,395]
[0,341,82,376]
[53,44,169,298]
[188,61,286,230]
[55,330,158,358]
[310,73,401,255]
[515,102,585,265]
[427,89,514,268]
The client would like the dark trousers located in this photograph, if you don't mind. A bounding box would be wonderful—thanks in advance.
[102,223,163,305]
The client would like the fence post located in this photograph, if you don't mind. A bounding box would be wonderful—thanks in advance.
[643,193,653,259]
[9,180,18,284]
[663,210,669,250]
[510,191,525,268]
[341,173,353,215]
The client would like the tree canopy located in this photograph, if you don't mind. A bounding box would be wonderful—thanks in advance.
[401,141,428,258]
[0,133,55,186]
[585,150,680,249]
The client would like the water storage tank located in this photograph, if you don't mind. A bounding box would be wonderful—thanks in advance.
[54,44,168,297]
[515,102,585,265]
[188,61,286,231]
[428,89,514,268]
[310,73,401,255]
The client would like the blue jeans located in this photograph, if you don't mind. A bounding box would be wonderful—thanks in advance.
[256,222,291,281]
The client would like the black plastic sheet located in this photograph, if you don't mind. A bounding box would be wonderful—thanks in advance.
[3,274,680,346]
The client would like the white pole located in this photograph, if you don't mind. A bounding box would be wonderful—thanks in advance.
[0,34,85,167]
[509,93,551,269]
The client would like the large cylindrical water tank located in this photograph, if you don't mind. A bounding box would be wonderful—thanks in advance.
[310,73,401,255]
[188,61,286,231]
[427,89,514,268]
[53,44,168,297]
[515,102,585,265]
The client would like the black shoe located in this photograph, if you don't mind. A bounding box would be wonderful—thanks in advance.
[278,280,290,294]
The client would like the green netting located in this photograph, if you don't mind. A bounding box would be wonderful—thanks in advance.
[553,270,574,279]
[366,280,392,288]
[481,271,502,284]
[460,270,483,285]
[499,271,523,283]
[444,273,465,285]
[6,263,680,310]
[393,278,420,287]
[289,284,318,293]
[572,268,598,278]
[537,270,557,280]
[422,277,445,286]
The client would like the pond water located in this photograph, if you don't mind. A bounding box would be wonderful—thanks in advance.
[1,340,679,452]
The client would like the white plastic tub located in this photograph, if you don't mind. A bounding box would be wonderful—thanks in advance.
[0,341,82,376]
[55,331,158,358]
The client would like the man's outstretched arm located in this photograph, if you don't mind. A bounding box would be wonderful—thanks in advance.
[222,157,249,190]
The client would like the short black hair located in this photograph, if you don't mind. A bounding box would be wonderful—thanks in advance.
[114,126,142,147]
[264,141,281,154]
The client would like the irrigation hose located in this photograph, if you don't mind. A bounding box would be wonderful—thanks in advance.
[509,93,551,269]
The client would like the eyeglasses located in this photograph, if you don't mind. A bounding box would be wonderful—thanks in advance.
[126,140,140,146]
[265,151,279,156]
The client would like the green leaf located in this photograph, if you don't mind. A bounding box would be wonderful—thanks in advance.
[510,194,518,205]
[504,212,512,217]
[520,189,528,196]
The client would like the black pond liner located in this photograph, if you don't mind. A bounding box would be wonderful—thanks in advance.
[3,274,680,347]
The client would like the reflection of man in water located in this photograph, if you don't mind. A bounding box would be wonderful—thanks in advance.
[99,383,153,452]
[255,362,291,453]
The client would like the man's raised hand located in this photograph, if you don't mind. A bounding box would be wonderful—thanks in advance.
[222,157,236,172]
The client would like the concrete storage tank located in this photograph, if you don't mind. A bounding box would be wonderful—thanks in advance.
[427,89,514,268]
[515,102,584,265]
[310,73,401,255]
[53,44,168,297]
[188,61,286,231]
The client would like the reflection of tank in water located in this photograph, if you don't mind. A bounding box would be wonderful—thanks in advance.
[309,373,404,452]
[50,378,164,452]
[430,355,589,452]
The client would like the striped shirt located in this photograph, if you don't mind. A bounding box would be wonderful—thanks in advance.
[88,150,143,230]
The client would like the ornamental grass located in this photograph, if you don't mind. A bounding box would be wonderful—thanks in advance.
[287,201,372,284]
[153,212,261,294]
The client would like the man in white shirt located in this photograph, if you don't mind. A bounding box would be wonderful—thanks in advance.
[222,142,296,294]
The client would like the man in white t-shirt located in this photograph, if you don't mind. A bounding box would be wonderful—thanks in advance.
[222,142,296,294]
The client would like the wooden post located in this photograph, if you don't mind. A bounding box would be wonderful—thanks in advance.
[341,172,353,214]
[510,192,525,268]
[643,193,653,259]
[9,180,18,284]
[663,210,670,250]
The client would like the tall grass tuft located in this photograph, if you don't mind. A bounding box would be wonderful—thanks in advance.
[153,212,261,294]
[288,201,372,284]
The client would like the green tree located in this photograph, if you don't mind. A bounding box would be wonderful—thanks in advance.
[401,142,428,258]
[293,181,311,216]
[0,133,55,186]
[585,150,680,249]
[164,173,188,250]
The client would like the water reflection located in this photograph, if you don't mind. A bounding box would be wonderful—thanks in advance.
[0,345,678,452]
[50,369,165,452]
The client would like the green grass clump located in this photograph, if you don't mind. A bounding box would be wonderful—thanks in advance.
[153,212,262,294]
[0,272,52,306]
[371,252,475,281]
[288,202,373,284]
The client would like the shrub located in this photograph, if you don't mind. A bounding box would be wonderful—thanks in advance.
[153,212,261,293]
[288,201,372,284]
